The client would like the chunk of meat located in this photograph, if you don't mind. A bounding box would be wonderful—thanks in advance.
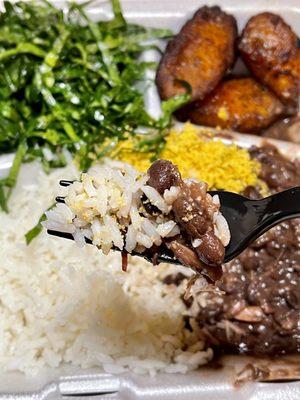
[176,78,286,133]
[239,12,300,107]
[156,6,237,101]
[167,240,222,282]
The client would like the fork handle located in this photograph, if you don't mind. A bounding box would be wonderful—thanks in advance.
[257,186,300,229]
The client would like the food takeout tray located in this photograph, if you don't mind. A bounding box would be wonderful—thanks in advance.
[0,0,300,398]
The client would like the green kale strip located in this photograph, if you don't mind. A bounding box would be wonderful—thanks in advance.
[0,0,189,212]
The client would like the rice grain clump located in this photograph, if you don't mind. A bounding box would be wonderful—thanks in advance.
[43,159,230,269]
[0,162,212,375]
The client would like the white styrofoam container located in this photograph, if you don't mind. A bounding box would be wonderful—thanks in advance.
[0,1,300,398]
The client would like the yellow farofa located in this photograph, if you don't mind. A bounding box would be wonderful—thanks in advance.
[112,123,261,193]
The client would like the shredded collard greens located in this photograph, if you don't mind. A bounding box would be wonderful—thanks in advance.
[0,0,189,212]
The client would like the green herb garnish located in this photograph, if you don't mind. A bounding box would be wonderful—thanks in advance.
[0,0,189,213]
[25,204,54,245]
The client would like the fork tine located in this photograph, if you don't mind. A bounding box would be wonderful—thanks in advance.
[47,230,92,244]
[56,196,66,203]
[47,230,73,240]
[59,180,74,187]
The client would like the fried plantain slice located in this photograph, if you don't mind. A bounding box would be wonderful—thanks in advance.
[156,6,237,101]
[239,12,300,107]
[176,78,286,133]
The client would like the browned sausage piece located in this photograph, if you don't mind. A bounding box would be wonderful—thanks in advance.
[156,6,238,101]
[239,12,300,107]
[176,78,285,133]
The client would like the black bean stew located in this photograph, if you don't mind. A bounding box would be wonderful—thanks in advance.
[193,144,300,356]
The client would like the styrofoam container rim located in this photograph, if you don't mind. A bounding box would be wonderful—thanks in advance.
[0,0,300,399]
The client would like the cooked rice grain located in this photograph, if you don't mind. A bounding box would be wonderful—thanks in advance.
[0,162,212,375]
[44,159,230,259]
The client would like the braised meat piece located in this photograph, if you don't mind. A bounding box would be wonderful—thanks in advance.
[156,6,237,101]
[167,240,222,282]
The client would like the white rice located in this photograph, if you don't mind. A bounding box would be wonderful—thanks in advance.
[43,160,178,254]
[0,162,212,376]
[213,212,231,247]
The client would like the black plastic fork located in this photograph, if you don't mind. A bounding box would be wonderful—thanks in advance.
[49,181,300,265]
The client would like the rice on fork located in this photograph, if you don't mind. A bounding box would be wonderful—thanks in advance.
[43,159,230,279]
